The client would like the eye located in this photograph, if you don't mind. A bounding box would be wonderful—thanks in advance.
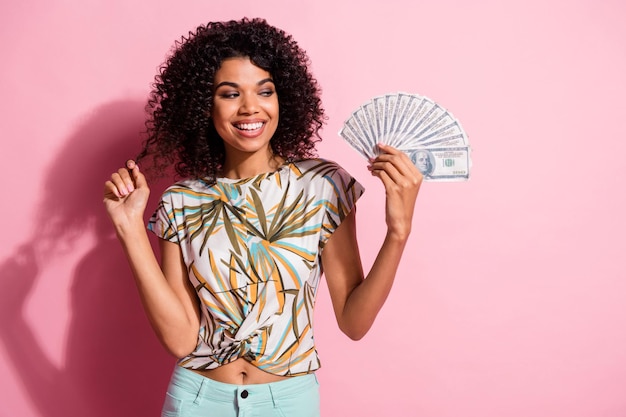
[259,89,275,97]
[218,91,239,99]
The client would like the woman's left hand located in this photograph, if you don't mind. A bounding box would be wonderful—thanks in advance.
[368,143,423,241]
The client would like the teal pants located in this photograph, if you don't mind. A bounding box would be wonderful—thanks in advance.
[161,365,320,417]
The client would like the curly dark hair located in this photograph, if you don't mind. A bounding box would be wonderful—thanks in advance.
[137,17,325,181]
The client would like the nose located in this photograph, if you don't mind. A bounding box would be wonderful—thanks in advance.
[238,93,260,115]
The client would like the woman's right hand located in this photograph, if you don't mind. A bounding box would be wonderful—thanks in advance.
[103,160,150,230]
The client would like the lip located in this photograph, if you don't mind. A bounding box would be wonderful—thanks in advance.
[232,119,267,138]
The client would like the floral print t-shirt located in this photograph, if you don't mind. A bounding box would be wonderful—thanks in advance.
[148,159,364,376]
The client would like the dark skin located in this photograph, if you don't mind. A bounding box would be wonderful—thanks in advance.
[104,58,423,384]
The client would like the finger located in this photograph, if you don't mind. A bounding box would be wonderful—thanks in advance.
[369,159,402,184]
[120,163,142,192]
[370,154,413,185]
[104,179,123,199]
[372,148,422,182]
[376,143,403,155]
[375,146,414,170]
[371,158,423,196]
[109,172,131,197]
[375,143,418,170]
[109,168,134,196]
[370,166,394,190]
[129,163,148,190]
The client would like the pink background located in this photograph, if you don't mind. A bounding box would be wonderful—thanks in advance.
[1,1,625,416]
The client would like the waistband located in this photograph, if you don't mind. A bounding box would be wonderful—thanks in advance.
[169,365,318,406]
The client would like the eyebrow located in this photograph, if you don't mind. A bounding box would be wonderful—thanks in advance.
[215,78,275,89]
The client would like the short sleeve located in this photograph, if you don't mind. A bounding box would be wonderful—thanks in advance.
[147,191,179,243]
[319,163,364,247]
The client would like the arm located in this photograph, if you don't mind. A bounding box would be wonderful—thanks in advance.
[103,161,200,357]
[322,143,422,340]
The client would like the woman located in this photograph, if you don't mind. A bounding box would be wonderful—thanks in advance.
[104,18,422,417]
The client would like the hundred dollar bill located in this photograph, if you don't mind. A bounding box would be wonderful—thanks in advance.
[393,95,425,135]
[338,92,472,181]
[388,92,417,139]
[338,119,373,158]
[396,119,468,149]
[383,93,398,138]
[351,107,379,156]
[361,102,383,144]
[372,96,387,139]
[408,145,472,181]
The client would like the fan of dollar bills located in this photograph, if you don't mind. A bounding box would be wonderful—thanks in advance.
[339,92,472,181]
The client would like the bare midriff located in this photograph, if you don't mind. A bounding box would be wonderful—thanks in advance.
[190,358,292,385]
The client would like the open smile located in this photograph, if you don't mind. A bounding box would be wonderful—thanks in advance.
[234,122,265,131]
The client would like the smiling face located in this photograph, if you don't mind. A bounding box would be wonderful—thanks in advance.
[211,57,280,174]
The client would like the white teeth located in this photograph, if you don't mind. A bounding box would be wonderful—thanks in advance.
[235,122,263,131]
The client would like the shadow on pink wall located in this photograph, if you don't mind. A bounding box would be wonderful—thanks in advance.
[0,100,173,416]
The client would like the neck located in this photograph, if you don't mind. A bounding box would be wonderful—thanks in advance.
[221,150,285,179]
